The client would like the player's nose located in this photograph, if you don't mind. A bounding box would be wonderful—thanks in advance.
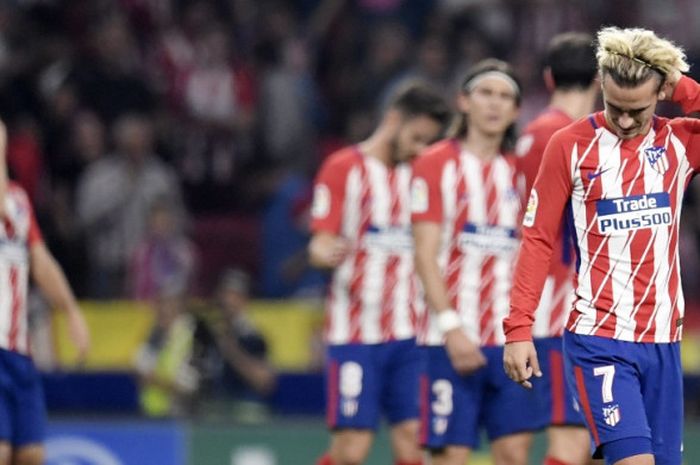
[617,114,635,129]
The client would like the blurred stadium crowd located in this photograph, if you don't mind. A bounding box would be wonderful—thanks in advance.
[2,0,699,304]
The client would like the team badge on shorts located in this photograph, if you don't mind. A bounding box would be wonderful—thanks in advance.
[644,146,669,175]
[603,404,621,426]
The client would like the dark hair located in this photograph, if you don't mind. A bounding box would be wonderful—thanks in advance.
[449,58,521,152]
[546,32,597,90]
[387,82,451,130]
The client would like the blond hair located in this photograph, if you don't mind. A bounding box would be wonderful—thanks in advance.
[596,26,689,87]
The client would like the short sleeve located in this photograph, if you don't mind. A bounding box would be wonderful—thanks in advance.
[310,153,352,234]
[411,152,444,224]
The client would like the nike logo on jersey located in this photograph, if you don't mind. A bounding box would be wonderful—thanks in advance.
[587,168,611,180]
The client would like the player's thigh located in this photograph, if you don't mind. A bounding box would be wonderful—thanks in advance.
[641,342,682,465]
[481,345,545,440]
[490,432,533,465]
[0,442,10,465]
[382,339,422,425]
[536,337,586,427]
[329,429,374,465]
[389,419,421,462]
[325,344,381,430]
[12,444,43,465]
[563,332,651,461]
[12,371,46,452]
[546,425,592,465]
[612,454,654,465]
[419,346,483,451]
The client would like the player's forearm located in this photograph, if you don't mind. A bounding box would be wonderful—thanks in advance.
[31,245,80,315]
[308,232,344,269]
[672,75,700,115]
[504,234,555,342]
[414,245,452,313]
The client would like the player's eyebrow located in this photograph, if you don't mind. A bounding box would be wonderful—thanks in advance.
[605,101,650,114]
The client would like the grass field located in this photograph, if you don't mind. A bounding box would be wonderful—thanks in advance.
[190,418,700,464]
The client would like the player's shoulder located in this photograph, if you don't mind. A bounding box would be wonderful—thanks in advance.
[414,138,459,168]
[7,181,30,203]
[527,110,573,137]
[548,113,598,146]
[319,146,362,172]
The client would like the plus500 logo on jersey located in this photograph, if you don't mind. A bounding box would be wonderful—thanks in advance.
[596,192,671,233]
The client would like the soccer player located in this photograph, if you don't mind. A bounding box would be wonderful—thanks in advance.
[309,83,450,465]
[503,27,697,465]
[412,58,540,465]
[515,33,598,465]
[0,118,90,465]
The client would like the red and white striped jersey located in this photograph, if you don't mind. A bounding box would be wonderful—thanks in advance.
[412,140,522,346]
[505,76,700,344]
[310,146,419,344]
[0,182,42,355]
[516,108,576,338]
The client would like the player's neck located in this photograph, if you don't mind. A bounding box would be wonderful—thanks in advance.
[549,88,597,120]
[359,134,393,166]
[461,131,502,161]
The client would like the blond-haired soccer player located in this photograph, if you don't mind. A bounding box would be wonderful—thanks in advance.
[504,26,697,465]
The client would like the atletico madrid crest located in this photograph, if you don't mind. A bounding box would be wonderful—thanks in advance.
[603,404,621,427]
[644,146,669,174]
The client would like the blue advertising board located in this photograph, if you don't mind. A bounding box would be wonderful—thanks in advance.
[45,420,186,465]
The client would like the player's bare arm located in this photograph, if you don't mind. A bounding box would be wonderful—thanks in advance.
[30,242,90,362]
[308,231,350,269]
[414,221,486,374]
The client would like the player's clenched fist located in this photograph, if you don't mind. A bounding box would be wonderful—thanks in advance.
[503,340,541,389]
[308,232,351,268]
[445,328,486,375]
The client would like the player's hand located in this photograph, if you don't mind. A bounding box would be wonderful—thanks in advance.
[503,340,541,389]
[66,307,91,365]
[309,234,351,268]
[660,68,683,101]
[444,328,486,375]
[325,237,350,267]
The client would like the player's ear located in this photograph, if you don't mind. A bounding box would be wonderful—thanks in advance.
[543,67,555,92]
[456,93,470,113]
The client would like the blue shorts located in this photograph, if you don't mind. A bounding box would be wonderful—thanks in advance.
[563,331,683,465]
[420,345,545,450]
[534,337,585,427]
[325,338,421,430]
[0,349,46,446]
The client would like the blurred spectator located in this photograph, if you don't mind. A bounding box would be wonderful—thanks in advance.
[134,281,199,417]
[257,4,321,174]
[174,24,257,212]
[193,268,276,415]
[76,113,183,298]
[72,14,155,123]
[7,117,45,208]
[130,198,197,301]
